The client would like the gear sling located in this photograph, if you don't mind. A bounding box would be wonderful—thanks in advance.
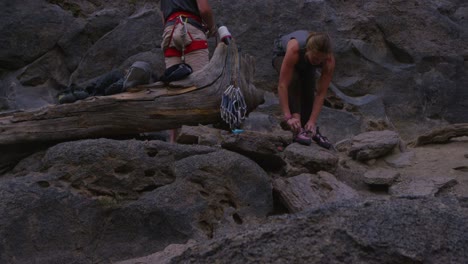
[164,11,208,61]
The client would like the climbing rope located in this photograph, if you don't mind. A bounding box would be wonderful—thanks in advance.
[220,41,247,130]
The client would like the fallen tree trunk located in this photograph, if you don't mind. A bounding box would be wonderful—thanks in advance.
[412,123,468,146]
[0,41,264,146]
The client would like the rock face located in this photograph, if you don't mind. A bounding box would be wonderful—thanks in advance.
[0,0,467,138]
[0,139,273,263]
[168,198,468,264]
[1,128,468,263]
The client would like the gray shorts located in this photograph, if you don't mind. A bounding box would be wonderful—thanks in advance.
[162,23,209,72]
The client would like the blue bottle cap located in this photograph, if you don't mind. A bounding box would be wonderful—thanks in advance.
[232,129,244,134]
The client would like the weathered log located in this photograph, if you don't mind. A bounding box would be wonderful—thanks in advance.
[412,123,468,146]
[273,174,324,213]
[273,172,359,213]
[0,41,264,146]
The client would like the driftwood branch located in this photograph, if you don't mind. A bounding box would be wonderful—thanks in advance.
[412,123,468,146]
[273,175,322,213]
[0,41,264,146]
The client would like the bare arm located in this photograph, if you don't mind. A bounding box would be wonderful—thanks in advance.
[196,0,215,35]
[305,54,335,131]
[278,39,301,131]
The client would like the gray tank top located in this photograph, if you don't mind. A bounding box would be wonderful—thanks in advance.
[279,30,320,73]
[280,30,309,52]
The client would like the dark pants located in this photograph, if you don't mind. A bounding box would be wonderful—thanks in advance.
[273,56,316,127]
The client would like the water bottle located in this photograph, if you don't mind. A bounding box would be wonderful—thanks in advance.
[217,24,232,45]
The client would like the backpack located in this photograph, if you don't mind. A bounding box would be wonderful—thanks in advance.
[159,63,193,83]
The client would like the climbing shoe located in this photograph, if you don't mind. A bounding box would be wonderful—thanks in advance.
[104,78,124,95]
[58,92,77,104]
[293,128,312,146]
[312,126,333,150]
[57,90,89,104]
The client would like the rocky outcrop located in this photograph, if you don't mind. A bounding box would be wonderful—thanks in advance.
[0,139,273,263]
[164,198,468,264]
[1,125,468,263]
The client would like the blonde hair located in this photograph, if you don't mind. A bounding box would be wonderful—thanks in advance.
[306,32,332,54]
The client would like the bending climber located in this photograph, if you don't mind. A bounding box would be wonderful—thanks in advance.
[273,30,335,147]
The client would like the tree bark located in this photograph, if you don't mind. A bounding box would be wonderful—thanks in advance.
[412,123,468,146]
[0,42,264,146]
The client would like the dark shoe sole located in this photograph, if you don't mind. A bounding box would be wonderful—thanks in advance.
[294,137,312,146]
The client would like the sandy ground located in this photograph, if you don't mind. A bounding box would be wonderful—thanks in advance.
[399,137,468,196]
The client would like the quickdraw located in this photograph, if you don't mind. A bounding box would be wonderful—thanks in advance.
[220,41,247,131]
[220,84,247,130]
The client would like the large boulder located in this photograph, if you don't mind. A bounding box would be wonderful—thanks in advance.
[282,143,339,176]
[0,0,74,70]
[69,8,164,86]
[166,198,468,263]
[348,130,401,161]
[0,139,273,263]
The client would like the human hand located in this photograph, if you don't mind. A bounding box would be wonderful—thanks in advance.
[287,117,302,132]
[304,121,316,135]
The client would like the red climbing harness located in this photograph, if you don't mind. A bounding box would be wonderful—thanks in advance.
[164,11,208,58]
